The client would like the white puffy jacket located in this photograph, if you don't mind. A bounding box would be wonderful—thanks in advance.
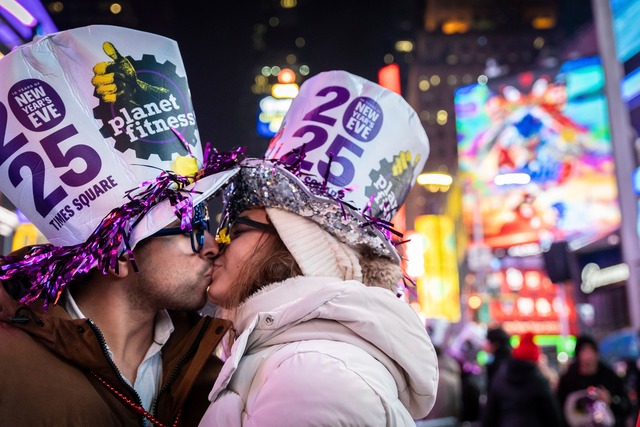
[199,276,438,427]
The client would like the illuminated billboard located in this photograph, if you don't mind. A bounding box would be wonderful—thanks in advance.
[487,266,579,336]
[610,0,640,247]
[256,96,292,137]
[610,0,640,64]
[455,56,620,249]
[611,0,640,138]
[411,215,461,322]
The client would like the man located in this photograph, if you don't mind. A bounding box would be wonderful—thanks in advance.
[557,335,631,427]
[0,209,231,426]
[0,25,241,426]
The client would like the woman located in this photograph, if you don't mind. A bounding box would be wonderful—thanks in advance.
[199,71,438,426]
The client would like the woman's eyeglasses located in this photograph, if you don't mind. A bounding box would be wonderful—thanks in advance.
[215,216,272,247]
[149,203,210,254]
[234,216,271,230]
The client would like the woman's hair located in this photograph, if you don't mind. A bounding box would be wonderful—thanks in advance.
[220,223,302,310]
[217,220,403,312]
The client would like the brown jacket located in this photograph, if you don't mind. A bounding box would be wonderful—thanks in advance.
[0,285,231,426]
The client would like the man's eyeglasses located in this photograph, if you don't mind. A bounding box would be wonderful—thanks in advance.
[149,203,210,254]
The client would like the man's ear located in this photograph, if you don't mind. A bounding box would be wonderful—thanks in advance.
[106,254,132,278]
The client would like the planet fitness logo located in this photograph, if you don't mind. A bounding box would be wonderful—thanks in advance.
[92,43,198,160]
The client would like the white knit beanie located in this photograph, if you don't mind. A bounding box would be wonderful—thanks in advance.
[265,208,363,282]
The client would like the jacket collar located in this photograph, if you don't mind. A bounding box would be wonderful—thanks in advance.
[0,283,118,372]
[231,276,344,333]
[213,275,438,417]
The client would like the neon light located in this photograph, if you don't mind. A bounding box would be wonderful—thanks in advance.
[468,294,482,309]
[633,167,640,194]
[580,262,630,293]
[415,215,461,322]
[378,63,401,95]
[404,231,425,278]
[0,0,36,26]
[507,242,542,257]
[0,22,20,46]
[494,172,531,186]
[256,96,293,137]
[278,68,296,84]
[271,83,299,99]
[417,173,453,186]
[622,66,640,106]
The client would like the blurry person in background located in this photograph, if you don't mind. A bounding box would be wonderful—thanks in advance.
[558,335,631,427]
[482,332,563,427]
[198,70,438,426]
[539,352,560,392]
[485,325,513,389]
[419,319,463,425]
[447,322,487,425]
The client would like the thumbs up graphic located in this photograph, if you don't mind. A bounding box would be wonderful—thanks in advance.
[91,41,169,106]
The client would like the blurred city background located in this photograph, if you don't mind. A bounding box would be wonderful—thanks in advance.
[1,0,640,424]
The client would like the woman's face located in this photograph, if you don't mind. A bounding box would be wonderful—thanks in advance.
[208,208,272,307]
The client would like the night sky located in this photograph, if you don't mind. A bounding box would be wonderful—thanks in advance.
[49,0,422,156]
[47,0,593,157]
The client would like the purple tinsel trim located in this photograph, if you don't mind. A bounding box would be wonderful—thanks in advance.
[0,146,245,310]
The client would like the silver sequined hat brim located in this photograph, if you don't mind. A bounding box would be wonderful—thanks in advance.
[222,158,400,264]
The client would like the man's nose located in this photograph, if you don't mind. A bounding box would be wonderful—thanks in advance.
[200,230,219,259]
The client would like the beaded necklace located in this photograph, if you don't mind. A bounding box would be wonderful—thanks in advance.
[92,372,182,427]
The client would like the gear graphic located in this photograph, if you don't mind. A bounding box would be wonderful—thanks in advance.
[365,153,414,220]
[93,54,198,160]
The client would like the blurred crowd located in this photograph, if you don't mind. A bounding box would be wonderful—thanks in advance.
[416,321,638,427]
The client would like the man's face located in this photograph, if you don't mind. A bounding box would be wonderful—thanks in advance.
[578,345,599,376]
[129,220,219,312]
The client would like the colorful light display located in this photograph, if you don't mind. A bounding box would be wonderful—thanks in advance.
[455,57,617,333]
[412,214,461,322]
[456,56,621,249]
[487,266,578,335]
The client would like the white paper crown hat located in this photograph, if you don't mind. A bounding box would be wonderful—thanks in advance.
[221,70,429,263]
[0,25,242,307]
